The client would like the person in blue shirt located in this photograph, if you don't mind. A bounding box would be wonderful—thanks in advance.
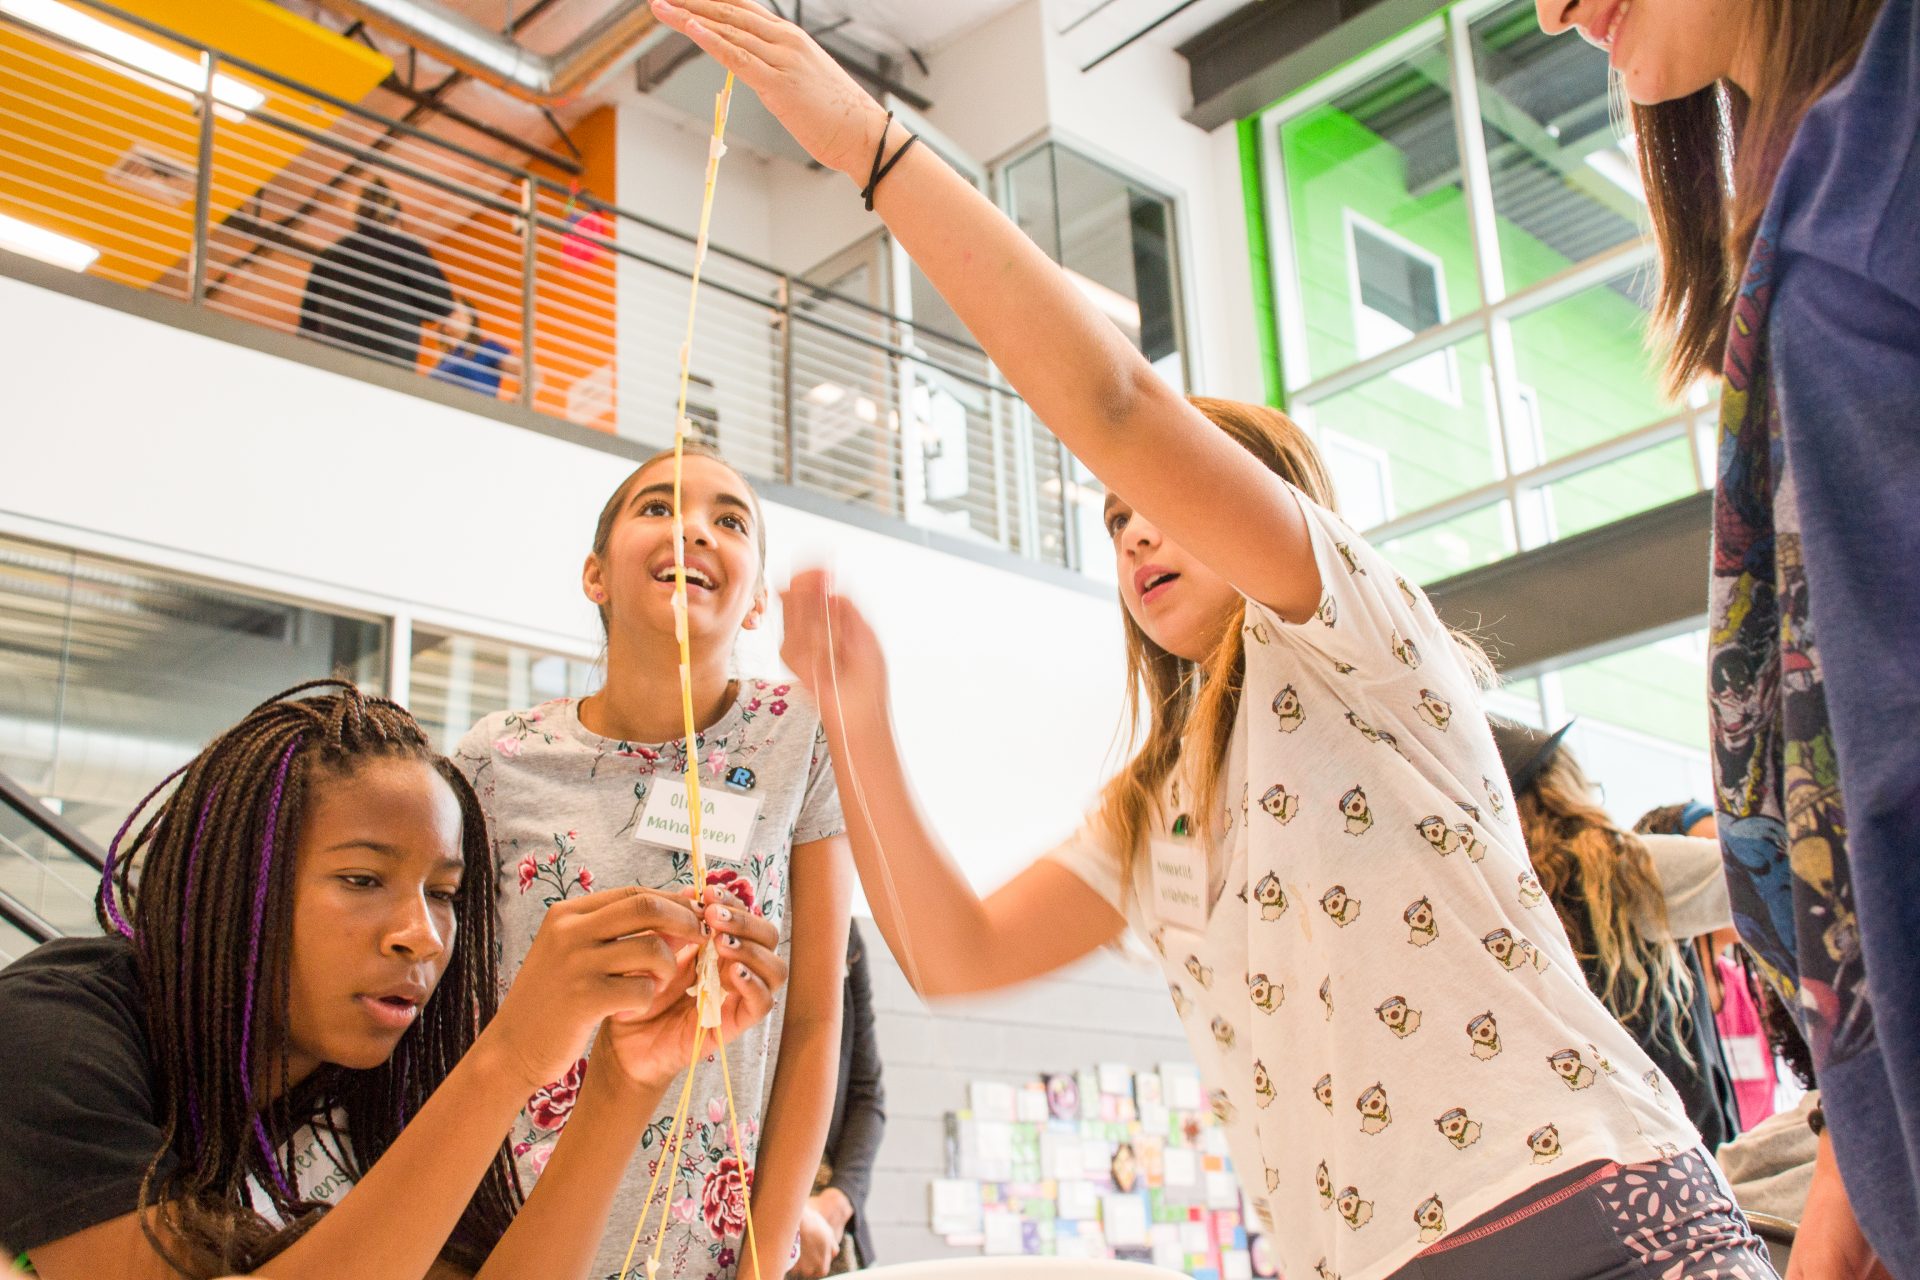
[429,296,515,398]
[1534,0,1919,1275]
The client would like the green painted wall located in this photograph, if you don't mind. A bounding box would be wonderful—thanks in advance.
[1278,106,1686,585]
[1269,105,1705,747]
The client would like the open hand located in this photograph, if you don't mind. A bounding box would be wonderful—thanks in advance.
[597,885,788,1088]
[779,569,888,714]
[649,0,891,179]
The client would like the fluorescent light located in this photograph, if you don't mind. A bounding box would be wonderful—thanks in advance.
[1064,266,1143,332]
[0,211,99,271]
[1586,136,1644,202]
[804,381,846,407]
[2,0,266,113]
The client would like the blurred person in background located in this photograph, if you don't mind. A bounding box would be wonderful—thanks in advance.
[1639,802,1778,1131]
[298,179,453,370]
[429,296,516,399]
[797,923,885,1277]
[1499,722,1742,1151]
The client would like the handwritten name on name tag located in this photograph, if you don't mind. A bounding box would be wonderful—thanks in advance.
[637,778,760,862]
[1149,836,1209,935]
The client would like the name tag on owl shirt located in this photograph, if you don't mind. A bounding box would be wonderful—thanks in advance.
[637,778,759,862]
[1150,836,1209,936]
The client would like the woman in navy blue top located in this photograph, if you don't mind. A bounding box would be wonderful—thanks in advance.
[1535,0,1920,1275]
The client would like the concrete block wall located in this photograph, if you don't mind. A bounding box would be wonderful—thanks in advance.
[851,924,1192,1264]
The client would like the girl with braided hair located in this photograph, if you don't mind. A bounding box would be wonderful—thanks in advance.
[0,680,789,1280]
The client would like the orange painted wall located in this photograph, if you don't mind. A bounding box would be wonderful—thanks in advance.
[437,105,619,430]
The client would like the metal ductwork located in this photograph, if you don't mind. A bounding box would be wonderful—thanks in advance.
[324,0,661,103]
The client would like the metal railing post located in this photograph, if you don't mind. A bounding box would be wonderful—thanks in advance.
[188,51,218,303]
[779,276,796,485]
[519,179,538,407]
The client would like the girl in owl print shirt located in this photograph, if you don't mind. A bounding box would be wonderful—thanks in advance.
[649,3,1777,1276]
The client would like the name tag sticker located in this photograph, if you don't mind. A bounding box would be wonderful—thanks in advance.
[1148,836,1209,936]
[637,778,760,862]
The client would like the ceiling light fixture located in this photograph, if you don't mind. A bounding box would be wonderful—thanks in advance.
[0,210,99,271]
[1,0,266,113]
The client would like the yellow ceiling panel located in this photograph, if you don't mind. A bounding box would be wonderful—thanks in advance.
[0,0,392,287]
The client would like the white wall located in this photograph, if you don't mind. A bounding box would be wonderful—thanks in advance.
[0,273,1126,893]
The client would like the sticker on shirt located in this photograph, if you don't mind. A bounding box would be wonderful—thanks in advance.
[1148,836,1209,936]
[636,778,760,862]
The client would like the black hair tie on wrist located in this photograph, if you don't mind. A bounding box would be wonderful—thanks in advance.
[861,110,920,212]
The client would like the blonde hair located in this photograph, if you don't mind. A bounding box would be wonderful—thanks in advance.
[1095,397,1495,900]
[1094,399,1334,893]
[1519,747,1695,1044]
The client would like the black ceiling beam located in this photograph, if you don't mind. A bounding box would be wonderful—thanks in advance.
[1423,491,1713,680]
[378,75,584,174]
[1178,0,1446,130]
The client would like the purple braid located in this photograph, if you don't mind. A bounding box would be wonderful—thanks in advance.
[238,736,302,1121]
[98,761,190,939]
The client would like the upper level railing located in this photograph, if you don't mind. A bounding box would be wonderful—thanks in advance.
[0,0,1078,570]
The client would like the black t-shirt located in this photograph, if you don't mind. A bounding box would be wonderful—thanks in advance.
[0,935,174,1255]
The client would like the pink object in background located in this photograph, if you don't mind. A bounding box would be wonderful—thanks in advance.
[1714,954,1778,1129]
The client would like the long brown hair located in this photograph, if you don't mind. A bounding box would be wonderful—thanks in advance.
[1518,746,1693,1042]
[1094,400,1337,892]
[99,681,519,1275]
[1633,0,1884,394]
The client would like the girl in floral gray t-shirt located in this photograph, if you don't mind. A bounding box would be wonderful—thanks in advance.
[459,447,849,1280]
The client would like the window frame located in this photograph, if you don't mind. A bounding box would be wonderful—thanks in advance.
[1252,0,1713,569]
[1342,209,1461,406]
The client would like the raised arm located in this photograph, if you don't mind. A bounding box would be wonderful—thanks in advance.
[652,0,1319,620]
[779,573,1126,998]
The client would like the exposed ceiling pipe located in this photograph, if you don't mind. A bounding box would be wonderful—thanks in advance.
[324,0,661,103]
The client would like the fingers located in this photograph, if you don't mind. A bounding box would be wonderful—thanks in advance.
[650,0,784,70]
[597,932,681,986]
[719,949,780,1030]
[576,885,702,941]
[703,884,774,942]
[656,0,790,44]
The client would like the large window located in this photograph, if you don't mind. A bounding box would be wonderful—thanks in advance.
[1258,0,1716,582]
[1492,629,1713,830]
[1001,141,1188,575]
[409,627,599,756]
[0,535,387,937]
[0,535,610,949]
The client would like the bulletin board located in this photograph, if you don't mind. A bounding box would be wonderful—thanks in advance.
[928,1062,1267,1279]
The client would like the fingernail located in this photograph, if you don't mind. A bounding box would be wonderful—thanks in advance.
[702,921,713,936]
[717,906,732,922]
[722,934,739,948]
[737,965,751,980]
